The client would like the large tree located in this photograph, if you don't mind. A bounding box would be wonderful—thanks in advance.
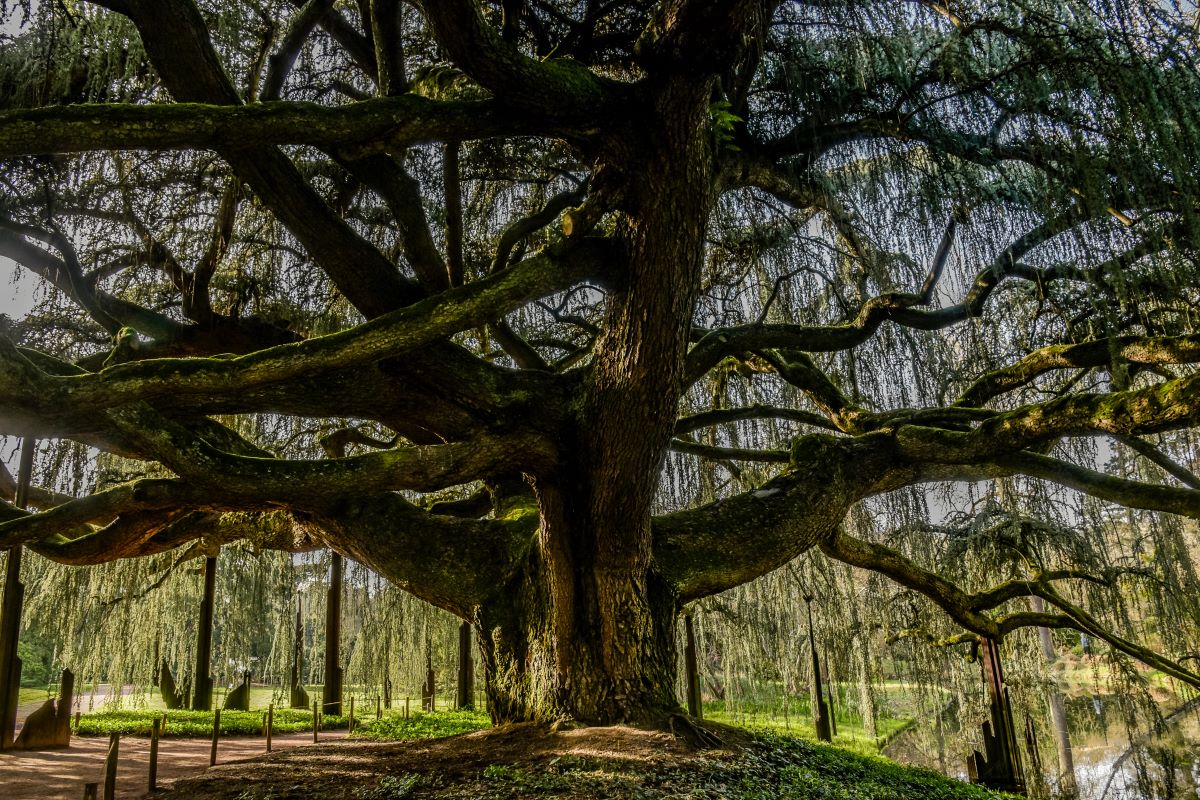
[1,0,1200,724]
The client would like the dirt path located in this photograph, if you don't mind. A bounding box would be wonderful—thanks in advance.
[0,731,348,800]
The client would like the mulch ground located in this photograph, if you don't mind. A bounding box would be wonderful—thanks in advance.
[0,731,348,800]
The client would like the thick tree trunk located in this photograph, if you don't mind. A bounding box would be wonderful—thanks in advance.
[476,542,681,723]
[475,77,714,725]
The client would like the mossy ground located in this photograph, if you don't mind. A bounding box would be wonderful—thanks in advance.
[160,720,1018,800]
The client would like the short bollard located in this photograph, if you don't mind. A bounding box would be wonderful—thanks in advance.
[266,704,274,753]
[376,696,382,720]
[102,732,119,800]
[210,708,221,766]
[312,699,319,743]
[149,717,161,791]
[404,697,410,720]
[349,696,355,733]
[82,783,98,800]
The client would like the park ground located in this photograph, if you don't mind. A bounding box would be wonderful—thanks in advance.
[0,683,1019,800]
[161,720,1017,800]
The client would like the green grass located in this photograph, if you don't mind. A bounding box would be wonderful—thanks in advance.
[75,707,348,737]
[737,731,1020,800]
[463,729,1017,800]
[19,687,52,705]
[701,688,915,755]
[73,706,489,739]
[350,708,491,740]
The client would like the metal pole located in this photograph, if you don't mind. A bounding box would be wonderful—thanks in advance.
[0,437,33,750]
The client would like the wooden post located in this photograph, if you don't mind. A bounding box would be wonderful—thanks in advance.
[192,554,217,711]
[0,437,34,750]
[289,601,309,709]
[966,636,1026,794]
[312,699,319,743]
[321,552,344,716]
[148,717,160,791]
[404,697,409,720]
[82,783,98,800]
[456,621,474,709]
[376,695,381,720]
[684,614,702,718]
[54,668,75,746]
[805,596,832,742]
[209,708,220,766]
[349,696,355,733]
[74,711,81,729]
[103,732,119,800]
[422,647,435,712]
[824,651,838,738]
[266,704,273,752]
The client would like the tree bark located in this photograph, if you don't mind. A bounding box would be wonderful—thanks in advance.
[473,76,716,725]
[322,552,344,716]
[191,554,217,711]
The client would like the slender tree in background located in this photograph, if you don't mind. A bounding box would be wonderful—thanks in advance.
[1,0,1200,725]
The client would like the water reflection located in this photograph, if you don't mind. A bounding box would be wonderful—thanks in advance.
[884,694,1200,799]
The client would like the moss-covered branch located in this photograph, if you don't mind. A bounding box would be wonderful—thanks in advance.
[957,335,1200,408]
[820,526,1200,688]
[897,370,1200,465]
[654,433,908,601]
[0,93,545,159]
[674,403,839,434]
[106,403,558,501]
[0,241,613,419]
[995,450,1200,518]
[416,0,615,120]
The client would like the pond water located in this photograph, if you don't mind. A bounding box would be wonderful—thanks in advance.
[884,694,1200,799]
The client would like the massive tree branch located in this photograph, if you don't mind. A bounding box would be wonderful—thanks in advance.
[819,526,1200,687]
[957,335,1200,408]
[416,0,614,118]
[897,370,1200,465]
[0,97,546,159]
[106,402,558,501]
[89,0,419,317]
[654,432,906,601]
[0,240,614,419]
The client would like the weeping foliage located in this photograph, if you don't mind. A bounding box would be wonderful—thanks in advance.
[1,0,1200,790]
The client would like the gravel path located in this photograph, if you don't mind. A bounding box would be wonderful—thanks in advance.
[0,731,348,799]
